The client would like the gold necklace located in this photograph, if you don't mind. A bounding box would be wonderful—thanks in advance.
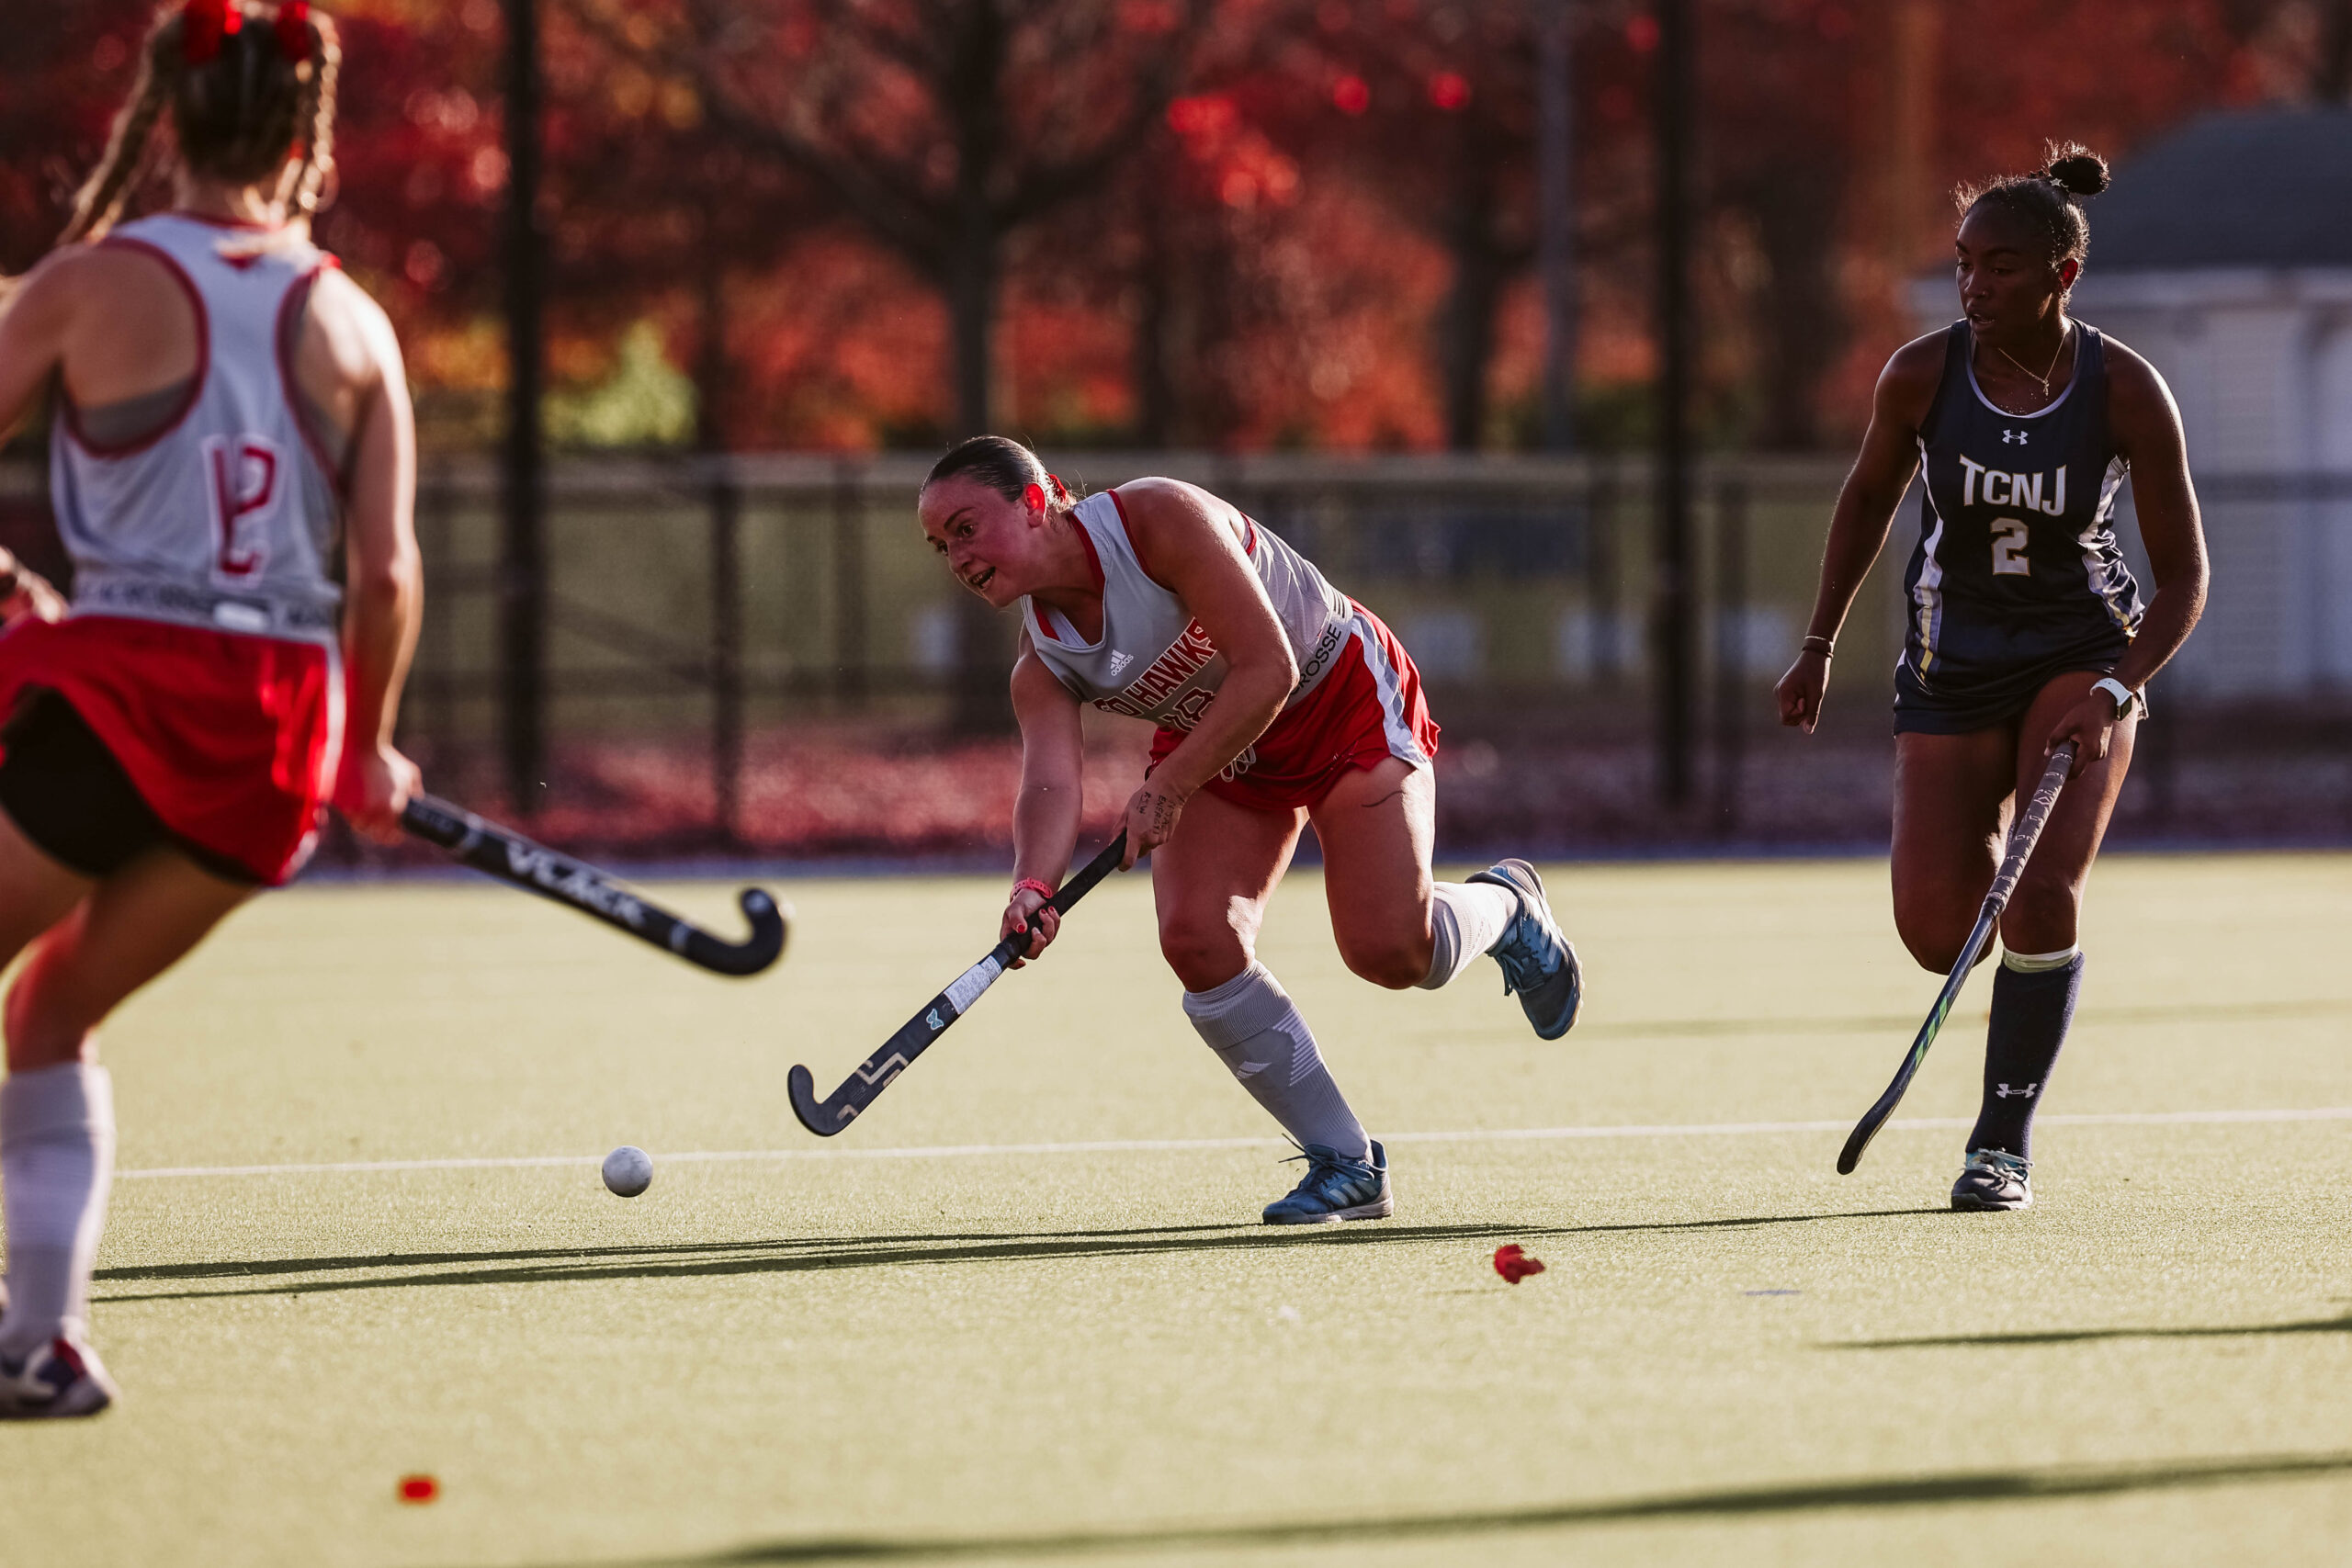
[1986,323,2070,405]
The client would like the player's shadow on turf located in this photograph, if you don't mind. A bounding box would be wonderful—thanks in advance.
[93,1221,1561,1302]
[1836,1309,2352,1349]
[496,1451,2352,1564]
[96,1209,1938,1304]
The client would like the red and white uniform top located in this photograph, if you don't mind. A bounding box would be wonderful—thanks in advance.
[49,212,345,648]
[1022,489,1355,734]
[1021,486,1438,813]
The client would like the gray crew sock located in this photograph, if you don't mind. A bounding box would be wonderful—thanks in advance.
[1183,964,1369,1159]
[1419,881,1520,989]
[0,1063,116,1359]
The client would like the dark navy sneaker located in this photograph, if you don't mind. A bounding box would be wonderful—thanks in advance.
[1468,859,1581,1040]
[1263,1140,1392,1225]
[0,1334,118,1419]
[1951,1148,2033,1211]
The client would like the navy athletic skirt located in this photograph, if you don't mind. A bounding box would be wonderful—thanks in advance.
[1891,644,2131,736]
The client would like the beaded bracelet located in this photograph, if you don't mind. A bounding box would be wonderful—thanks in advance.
[1012,878,1057,902]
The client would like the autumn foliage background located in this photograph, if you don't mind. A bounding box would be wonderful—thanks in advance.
[6,0,2342,462]
[4,1,2348,858]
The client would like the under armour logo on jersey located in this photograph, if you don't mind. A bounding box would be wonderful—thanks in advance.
[2001,429,2028,445]
[1106,650,1134,680]
[1994,1082,2040,1099]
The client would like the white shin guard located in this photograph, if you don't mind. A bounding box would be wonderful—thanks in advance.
[1183,964,1369,1159]
[0,1063,116,1358]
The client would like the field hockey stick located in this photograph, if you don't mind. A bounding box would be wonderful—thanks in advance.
[400,793,787,977]
[787,832,1127,1135]
[1836,740,2077,1176]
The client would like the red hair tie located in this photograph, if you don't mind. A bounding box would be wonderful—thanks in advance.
[274,1,312,62]
[181,0,242,64]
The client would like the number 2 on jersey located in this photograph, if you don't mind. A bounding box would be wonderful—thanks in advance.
[1991,516,2031,577]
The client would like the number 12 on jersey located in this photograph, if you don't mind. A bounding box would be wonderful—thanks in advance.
[1991,516,2031,576]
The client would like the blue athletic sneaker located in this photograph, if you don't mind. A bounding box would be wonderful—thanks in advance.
[1262,1141,1392,1225]
[1467,859,1581,1040]
[1951,1147,2032,1211]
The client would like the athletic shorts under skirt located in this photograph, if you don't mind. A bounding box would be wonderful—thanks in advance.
[1892,647,2129,736]
[1148,602,1440,814]
[0,615,340,885]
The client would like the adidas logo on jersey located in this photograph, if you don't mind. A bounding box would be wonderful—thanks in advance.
[1106,650,1134,680]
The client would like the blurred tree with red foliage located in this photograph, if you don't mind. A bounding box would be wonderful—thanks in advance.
[6,0,2342,457]
[571,0,1212,440]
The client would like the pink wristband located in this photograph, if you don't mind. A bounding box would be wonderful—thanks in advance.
[1012,878,1057,902]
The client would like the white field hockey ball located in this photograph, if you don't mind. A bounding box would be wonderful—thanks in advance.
[602,1145,654,1197]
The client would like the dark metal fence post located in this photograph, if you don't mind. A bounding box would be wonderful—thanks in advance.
[1538,0,1577,454]
[1653,0,1696,807]
[499,0,547,817]
[1712,476,1748,834]
[708,465,743,844]
[833,459,867,706]
[1586,465,1619,685]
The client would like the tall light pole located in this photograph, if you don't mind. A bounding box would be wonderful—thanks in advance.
[1538,0,1577,453]
[501,0,548,816]
[1653,0,1696,807]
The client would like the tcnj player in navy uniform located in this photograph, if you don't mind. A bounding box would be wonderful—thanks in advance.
[1777,145,2208,1211]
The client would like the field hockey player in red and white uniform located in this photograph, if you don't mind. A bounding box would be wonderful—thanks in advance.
[0,0,421,1417]
[920,437,1580,1225]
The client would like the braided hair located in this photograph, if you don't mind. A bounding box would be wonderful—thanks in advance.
[1954,142,2111,284]
[59,1,342,248]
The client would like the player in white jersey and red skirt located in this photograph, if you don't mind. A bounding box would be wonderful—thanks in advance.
[920,437,1580,1224]
[0,1,421,1416]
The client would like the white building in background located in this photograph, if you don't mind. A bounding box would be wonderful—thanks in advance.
[1917,107,2352,696]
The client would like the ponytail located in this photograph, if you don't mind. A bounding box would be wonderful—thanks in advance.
[277,8,340,220]
[59,17,183,246]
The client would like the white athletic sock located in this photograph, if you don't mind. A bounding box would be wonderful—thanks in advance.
[1419,881,1519,990]
[1183,964,1370,1159]
[0,1063,115,1359]
[2002,945,2081,973]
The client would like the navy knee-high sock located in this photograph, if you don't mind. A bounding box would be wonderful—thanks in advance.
[1968,950,2084,1159]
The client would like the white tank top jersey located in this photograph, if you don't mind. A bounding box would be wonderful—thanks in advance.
[48,212,346,648]
[1021,489,1353,732]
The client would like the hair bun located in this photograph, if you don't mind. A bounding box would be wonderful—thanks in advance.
[2044,146,2109,197]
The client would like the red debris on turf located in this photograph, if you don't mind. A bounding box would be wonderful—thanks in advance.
[398,1475,440,1504]
[1493,1244,1546,1284]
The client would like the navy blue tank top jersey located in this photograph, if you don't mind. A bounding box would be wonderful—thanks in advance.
[1901,321,2142,697]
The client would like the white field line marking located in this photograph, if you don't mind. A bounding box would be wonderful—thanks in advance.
[115,1106,2352,1182]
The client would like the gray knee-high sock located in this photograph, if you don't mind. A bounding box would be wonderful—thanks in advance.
[1183,964,1369,1158]
[1419,882,1520,989]
[0,1063,116,1358]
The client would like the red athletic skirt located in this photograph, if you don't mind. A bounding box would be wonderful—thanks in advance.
[1148,601,1441,814]
[0,615,341,886]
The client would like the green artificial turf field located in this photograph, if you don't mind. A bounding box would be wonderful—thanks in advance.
[6,852,2350,1567]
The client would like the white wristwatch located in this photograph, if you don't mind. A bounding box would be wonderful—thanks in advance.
[2090,676,2140,718]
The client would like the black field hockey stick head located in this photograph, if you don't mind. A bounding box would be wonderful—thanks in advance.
[400,793,788,976]
[788,833,1127,1136]
[1836,742,2076,1175]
